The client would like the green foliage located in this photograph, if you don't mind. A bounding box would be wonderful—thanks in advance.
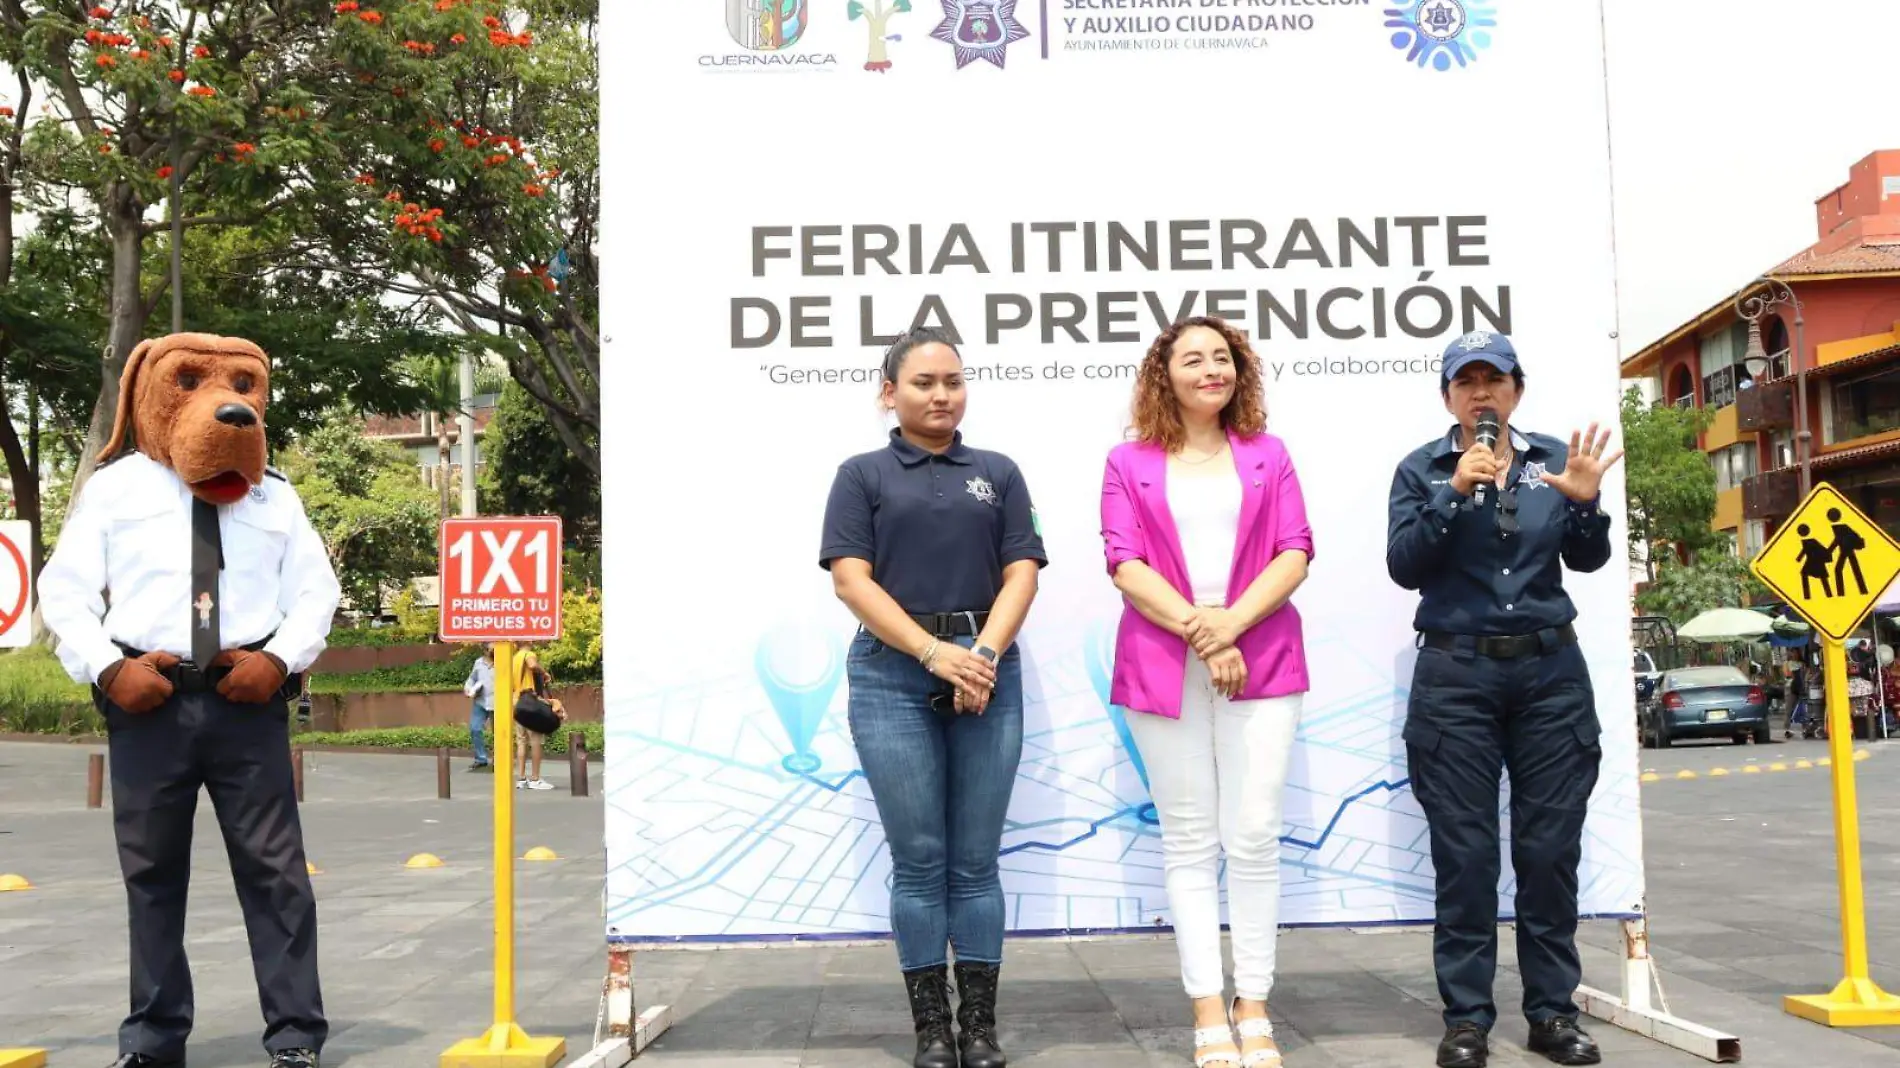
[478,379,598,548]
[1636,552,1774,627]
[1622,386,1722,570]
[324,625,418,649]
[0,647,97,734]
[308,645,482,695]
[292,720,602,755]
[279,415,436,616]
[532,588,601,679]
[386,586,443,644]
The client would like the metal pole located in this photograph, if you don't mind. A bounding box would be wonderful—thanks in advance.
[292,747,305,803]
[1793,303,1812,496]
[569,731,588,797]
[86,753,104,809]
[437,747,452,799]
[459,350,479,517]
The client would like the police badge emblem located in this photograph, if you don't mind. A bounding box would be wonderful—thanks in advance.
[931,0,1028,69]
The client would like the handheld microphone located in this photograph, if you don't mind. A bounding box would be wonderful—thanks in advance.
[1473,409,1501,506]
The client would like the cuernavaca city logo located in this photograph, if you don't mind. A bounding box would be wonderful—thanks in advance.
[1384,0,1495,72]
[848,0,912,72]
[727,0,810,50]
[932,0,1029,70]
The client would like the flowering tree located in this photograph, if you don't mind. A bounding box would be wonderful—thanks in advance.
[0,0,574,501]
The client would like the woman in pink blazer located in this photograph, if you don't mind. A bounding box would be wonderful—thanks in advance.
[1099,316,1313,1068]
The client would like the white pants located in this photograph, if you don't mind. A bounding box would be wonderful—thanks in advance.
[1125,656,1303,1002]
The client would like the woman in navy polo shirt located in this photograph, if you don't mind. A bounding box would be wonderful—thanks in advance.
[819,327,1047,1068]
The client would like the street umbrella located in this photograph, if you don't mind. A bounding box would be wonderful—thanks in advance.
[1677,607,1776,642]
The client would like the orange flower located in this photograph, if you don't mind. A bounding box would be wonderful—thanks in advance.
[485,153,508,166]
[0,107,13,118]
[356,173,378,185]
[359,10,383,24]
[133,49,151,60]
[460,135,477,148]
[98,144,112,154]
[187,85,216,97]
[383,189,402,201]
[482,16,501,29]
[435,0,455,11]
[522,183,544,197]
[94,53,118,68]
[157,35,172,47]
[334,0,358,10]
[168,69,185,82]
[233,141,255,154]
[429,138,446,152]
[194,45,210,58]
[449,32,466,44]
[84,29,103,43]
[89,5,112,18]
[156,164,173,179]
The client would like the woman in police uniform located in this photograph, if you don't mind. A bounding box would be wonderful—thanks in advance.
[819,327,1047,1068]
[1386,331,1622,1068]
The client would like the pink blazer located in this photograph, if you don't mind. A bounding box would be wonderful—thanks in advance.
[1100,431,1314,718]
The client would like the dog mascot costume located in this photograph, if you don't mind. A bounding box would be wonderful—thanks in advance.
[40,333,342,1068]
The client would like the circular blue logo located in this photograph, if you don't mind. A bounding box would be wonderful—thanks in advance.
[1385,0,1495,72]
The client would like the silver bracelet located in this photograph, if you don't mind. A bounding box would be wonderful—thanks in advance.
[919,639,941,669]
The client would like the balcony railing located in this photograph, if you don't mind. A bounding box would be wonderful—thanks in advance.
[1738,374,1795,431]
[1742,466,1801,521]
[1702,365,1739,410]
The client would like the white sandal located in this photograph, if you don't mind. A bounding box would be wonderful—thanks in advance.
[1231,1004,1282,1067]
[1193,1024,1241,1067]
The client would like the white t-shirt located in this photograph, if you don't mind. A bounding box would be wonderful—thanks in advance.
[1166,465,1242,607]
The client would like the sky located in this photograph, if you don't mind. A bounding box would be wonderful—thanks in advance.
[1601,0,1900,360]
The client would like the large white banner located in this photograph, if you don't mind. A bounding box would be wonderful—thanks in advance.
[599,0,1644,944]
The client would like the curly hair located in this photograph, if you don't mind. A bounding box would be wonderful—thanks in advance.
[1128,316,1267,451]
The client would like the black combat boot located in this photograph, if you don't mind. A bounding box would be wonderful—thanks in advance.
[954,960,1007,1068]
[902,965,959,1068]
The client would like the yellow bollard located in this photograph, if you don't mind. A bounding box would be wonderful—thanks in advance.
[1783,637,1900,1027]
[405,854,445,870]
[1709,768,1730,777]
[1770,763,1789,772]
[1675,769,1698,780]
[1798,760,1815,769]
[522,847,560,862]
[1639,772,1660,783]
[0,1050,47,1068]
[441,639,566,1068]
[0,875,31,892]
[1742,765,1763,774]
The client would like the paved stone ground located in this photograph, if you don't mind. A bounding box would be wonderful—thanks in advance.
[4,736,1900,1066]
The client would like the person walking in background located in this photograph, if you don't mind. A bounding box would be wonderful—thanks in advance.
[1386,331,1621,1068]
[513,647,566,791]
[465,644,497,772]
[820,326,1047,1068]
[1099,316,1313,1068]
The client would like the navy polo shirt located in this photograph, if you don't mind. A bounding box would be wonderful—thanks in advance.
[820,429,1048,615]
[1386,425,1614,636]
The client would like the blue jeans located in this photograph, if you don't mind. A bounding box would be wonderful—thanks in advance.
[470,702,493,763]
[846,630,1023,971]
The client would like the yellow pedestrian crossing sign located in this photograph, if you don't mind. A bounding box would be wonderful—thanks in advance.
[1750,483,1900,642]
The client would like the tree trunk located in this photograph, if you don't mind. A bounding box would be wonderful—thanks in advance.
[70,208,149,504]
[437,415,453,524]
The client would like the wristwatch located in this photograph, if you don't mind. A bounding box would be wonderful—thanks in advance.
[972,644,999,664]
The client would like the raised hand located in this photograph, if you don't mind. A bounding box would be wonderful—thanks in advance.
[1540,422,1624,503]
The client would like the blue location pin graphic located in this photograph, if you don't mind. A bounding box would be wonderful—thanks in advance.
[1085,624,1159,826]
[755,625,843,775]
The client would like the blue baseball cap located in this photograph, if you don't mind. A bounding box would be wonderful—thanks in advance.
[1441,330,1520,384]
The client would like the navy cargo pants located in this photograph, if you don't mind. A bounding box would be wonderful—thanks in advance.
[1403,630,1602,1033]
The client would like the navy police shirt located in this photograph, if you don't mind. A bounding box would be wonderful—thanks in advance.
[820,429,1048,615]
[1386,425,1614,636]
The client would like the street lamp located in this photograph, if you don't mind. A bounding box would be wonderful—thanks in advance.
[1734,276,1811,495]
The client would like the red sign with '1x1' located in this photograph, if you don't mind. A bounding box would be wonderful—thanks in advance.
[438,516,565,643]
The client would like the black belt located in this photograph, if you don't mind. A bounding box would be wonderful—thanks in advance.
[1420,623,1577,660]
[910,611,989,638]
[114,635,282,695]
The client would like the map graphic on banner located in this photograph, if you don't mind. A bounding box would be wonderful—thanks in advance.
[599,0,1645,943]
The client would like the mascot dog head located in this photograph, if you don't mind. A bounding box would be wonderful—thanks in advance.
[99,332,271,505]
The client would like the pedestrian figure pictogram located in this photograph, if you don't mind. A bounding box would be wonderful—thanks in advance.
[1752,484,1900,641]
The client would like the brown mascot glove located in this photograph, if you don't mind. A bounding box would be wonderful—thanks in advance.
[215,649,288,705]
[98,651,181,715]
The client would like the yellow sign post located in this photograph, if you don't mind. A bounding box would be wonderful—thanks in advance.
[440,640,567,1067]
[1750,483,1900,1027]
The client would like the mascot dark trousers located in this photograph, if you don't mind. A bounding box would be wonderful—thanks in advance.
[100,651,326,1059]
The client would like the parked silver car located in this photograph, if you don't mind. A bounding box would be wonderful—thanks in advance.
[1641,666,1770,748]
